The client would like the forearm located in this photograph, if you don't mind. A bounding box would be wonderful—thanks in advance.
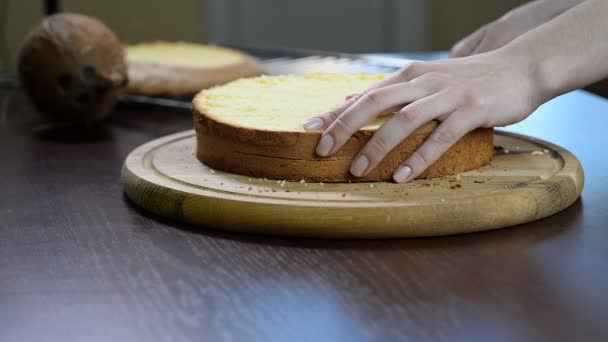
[537,0,588,19]
[451,0,588,58]
[505,0,585,23]
[502,0,608,100]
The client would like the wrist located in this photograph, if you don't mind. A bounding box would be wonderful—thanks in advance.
[494,43,556,105]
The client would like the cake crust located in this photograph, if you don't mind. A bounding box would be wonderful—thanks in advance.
[193,103,494,182]
[126,45,262,96]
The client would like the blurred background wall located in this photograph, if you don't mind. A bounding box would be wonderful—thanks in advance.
[1,0,527,72]
[0,0,205,71]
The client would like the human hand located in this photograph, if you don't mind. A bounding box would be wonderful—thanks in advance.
[451,0,583,58]
[303,51,545,183]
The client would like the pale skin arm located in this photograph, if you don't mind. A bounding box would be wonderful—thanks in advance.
[451,0,586,57]
[303,0,608,183]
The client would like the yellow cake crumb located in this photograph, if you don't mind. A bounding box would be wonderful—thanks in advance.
[195,73,388,131]
[126,42,244,68]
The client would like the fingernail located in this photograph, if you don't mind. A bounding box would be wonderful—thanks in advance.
[393,165,412,183]
[316,134,334,156]
[350,155,369,177]
[303,118,324,131]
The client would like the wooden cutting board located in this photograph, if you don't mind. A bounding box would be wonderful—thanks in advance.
[122,130,584,238]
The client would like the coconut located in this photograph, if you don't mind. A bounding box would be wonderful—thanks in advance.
[18,13,127,124]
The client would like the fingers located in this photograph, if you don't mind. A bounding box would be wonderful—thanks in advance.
[303,61,428,131]
[450,26,487,58]
[392,110,481,183]
[315,80,442,157]
[349,90,461,177]
[368,61,429,92]
[303,95,359,131]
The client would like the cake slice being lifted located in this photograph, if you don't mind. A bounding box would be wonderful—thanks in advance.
[125,41,262,96]
[193,73,494,182]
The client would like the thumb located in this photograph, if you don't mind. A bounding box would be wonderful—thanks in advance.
[450,26,487,58]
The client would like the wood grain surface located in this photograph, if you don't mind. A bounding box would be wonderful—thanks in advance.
[123,131,583,238]
[1,85,608,341]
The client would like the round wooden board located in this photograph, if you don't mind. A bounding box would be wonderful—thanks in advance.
[122,130,584,238]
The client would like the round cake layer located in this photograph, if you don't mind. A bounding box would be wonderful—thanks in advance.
[193,73,494,182]
[198,73,389,131]
[125,42,262,96]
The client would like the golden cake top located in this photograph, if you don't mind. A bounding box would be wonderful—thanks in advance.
[194,73,389,132]
[125,41,246,68]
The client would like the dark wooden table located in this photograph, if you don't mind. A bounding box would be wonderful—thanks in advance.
[1,83,608,341]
